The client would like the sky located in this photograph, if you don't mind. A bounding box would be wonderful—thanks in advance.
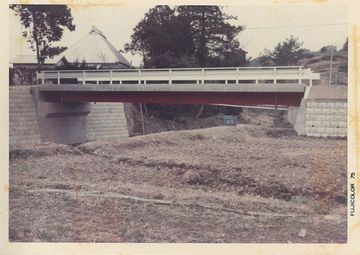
[9,4,348,67]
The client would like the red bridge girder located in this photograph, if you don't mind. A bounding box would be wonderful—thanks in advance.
[39,90,303,107]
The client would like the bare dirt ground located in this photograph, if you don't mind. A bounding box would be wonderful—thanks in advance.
[9,124,347,243]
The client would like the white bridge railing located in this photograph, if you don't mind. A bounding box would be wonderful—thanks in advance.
[37,66,320,86]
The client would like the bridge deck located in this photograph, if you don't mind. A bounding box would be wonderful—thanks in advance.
[37,66,320,85]
[38,83,305,93]
[36,83,306,107]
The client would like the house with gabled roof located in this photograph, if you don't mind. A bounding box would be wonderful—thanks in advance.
[54,26,132,69]
[10,26,132,85]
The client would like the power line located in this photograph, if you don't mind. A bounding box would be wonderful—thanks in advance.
[76,24,132,29]
[75,22,348,30]
[244,23,347,30]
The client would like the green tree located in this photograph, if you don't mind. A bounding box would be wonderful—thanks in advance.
[261,36,311,66]
[10,4,75,70]
[176,5,247,67]
[259,49,274,66]
[125,5,248,68]
[320,46,328,53]
[125,5,195,68]
[125,5,246,119]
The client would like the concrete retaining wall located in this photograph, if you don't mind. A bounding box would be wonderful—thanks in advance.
[9,86,41,148]
[87,103,129,140]
[287,106,299,127]
[9,86,129,147]
[293,99,307,135]
[287,85,347,137]
[305,99,347,137]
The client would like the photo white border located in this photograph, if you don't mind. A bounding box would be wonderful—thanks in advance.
[1,0,359,254]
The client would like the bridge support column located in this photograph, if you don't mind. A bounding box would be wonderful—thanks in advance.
[31,88,91,145]
[287,98,307,135]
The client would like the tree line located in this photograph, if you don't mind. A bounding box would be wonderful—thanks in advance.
[124,5,249,68]
[11,4,348,69]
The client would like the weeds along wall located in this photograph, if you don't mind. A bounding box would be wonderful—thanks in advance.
[9,86,129,148]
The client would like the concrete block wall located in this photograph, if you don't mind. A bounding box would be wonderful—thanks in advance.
[86,103,129,140]
[10,86,129,147]
[304,99,347,137]
[9,86,41,148]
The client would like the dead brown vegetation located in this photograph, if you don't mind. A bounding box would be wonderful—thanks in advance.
[9,124,347,243]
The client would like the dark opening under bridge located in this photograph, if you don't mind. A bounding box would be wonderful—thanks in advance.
[36,66,320,107]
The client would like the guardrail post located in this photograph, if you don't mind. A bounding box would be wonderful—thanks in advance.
[201,69,204,85]
[138,69,141,85]
[169,69,172,84]
[273,67,277,84]
[82,71,85,84]
[110,70,113,84]
[298,67,303,84]
[236,68,239,85]
[57,71,60,85]
[40,72,44,85]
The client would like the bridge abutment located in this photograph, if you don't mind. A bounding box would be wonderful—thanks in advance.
[287,85,347,137]
[36,101,91,145]
[31,86,90,144]
[9,86,129,148]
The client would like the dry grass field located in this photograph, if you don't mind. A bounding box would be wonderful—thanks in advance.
[9,124,347,242]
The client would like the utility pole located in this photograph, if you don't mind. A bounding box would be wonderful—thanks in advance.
[140,102,145,135]
[328,47,333,86]
[335,68,338,86]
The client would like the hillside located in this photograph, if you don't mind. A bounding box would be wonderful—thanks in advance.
[298,51,347,85]
[250,51,348,86]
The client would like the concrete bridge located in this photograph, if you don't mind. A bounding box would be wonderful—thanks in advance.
[36,83,307,107]
[36,66,320,106]
[29,66,321,145]
[37,66,319,86]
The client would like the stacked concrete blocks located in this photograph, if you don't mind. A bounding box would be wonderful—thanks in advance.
[9,86,41,148]
[10,86,130,147]
[305,99,347,137]
[86,103,129,141]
